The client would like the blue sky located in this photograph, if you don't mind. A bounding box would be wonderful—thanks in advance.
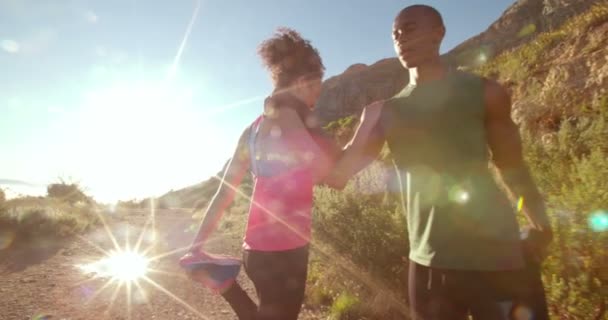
[0,0,514,202]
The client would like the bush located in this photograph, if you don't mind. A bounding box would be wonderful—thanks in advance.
[329,292,362,320]
[314,163,408,289]
[0,197,99,240]
[324,115,359,146]
[47,180,92,205]
[523,97,608,319]
[311,163,409,318]
[477,2,608,82]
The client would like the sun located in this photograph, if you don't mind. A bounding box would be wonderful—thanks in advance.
[79,249,150,282]
[71,78,216,203]
[74,211,212,319]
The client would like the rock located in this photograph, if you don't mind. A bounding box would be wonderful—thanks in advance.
[20,277,36,284]
[315,58,407,124]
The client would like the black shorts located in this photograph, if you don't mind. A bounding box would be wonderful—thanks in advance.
[408,261,549,320]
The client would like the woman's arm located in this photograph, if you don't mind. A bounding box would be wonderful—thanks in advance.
[189,128,251,252]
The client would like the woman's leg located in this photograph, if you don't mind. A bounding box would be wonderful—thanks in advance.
[221,281,257,320]
[244,246,309,320]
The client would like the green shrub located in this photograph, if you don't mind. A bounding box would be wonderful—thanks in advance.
[324,115,359,146]
[329,292,362,320]
[314,163,408,290]
[522,97,608,319]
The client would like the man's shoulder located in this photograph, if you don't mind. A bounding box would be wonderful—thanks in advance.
[451,69,487,86]
[451,70,508,93]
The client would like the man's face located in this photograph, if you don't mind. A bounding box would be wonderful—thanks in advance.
[392,9,445,68]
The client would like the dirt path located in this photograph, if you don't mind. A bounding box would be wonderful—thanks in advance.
[0,209,323,320]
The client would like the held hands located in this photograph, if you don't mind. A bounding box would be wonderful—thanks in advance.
[179,249,210,281]
[321,100,385,189]
[521,226,553,264]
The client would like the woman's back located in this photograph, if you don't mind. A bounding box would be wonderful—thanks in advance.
[244,94,329,251]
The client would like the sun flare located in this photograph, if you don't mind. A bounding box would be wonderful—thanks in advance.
[79,249,150,282]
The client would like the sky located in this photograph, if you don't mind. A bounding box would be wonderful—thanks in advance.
[0,0,514,203]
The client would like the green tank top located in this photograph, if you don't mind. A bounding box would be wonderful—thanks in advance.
[381,71,524,271]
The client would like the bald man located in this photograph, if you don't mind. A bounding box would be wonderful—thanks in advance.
[327,5,552,320]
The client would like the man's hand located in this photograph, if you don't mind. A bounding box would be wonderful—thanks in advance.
[180,251,213,283]
[484,79,553,251]
[521,227,553,264]
[324,100,386,189]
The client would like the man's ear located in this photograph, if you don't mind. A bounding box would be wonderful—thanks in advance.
[435,25,446,43]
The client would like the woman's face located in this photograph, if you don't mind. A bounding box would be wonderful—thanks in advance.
[299,76,323,109]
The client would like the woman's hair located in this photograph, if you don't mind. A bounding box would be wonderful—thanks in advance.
[257,27,325,88]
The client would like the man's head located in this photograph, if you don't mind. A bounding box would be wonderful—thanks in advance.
[393,5,445,69]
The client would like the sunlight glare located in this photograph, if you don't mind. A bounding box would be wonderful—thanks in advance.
[589,210,608,232]
[449,186,470,204]
[73,78,218,203]
[1,39,20,53]
[79,250,150,282]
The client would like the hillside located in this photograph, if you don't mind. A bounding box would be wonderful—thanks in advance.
[315,0,603,126]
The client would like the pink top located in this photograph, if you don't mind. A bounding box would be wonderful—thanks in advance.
[243,116,316,251]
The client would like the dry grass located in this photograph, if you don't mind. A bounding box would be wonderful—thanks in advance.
[0,196,99,242]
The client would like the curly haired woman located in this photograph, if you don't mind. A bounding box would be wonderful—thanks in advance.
[180,27,338,320]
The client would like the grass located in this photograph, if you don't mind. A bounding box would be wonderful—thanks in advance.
[477,2,608,81]
[0,196,99,243]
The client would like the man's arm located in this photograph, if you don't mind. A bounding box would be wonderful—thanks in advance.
[324,101,386,189]
[484,79,552,254]
[279,107,335,184]
[189,128,251,252]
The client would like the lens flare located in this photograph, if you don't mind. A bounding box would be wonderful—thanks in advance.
[512,304,533,320]
[449,186,470,204]
[0,229,16,250]
[78,250,150,282]
[1,39,20,53]
[589,210,608,232]
[517,196,524,212]
[459,191,470,203]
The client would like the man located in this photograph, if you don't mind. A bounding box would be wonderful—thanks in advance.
[327,5,553,320]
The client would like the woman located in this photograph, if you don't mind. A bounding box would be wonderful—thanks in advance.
[180,28,337,320]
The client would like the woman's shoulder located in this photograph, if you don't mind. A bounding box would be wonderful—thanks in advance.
[264,93,310,119]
